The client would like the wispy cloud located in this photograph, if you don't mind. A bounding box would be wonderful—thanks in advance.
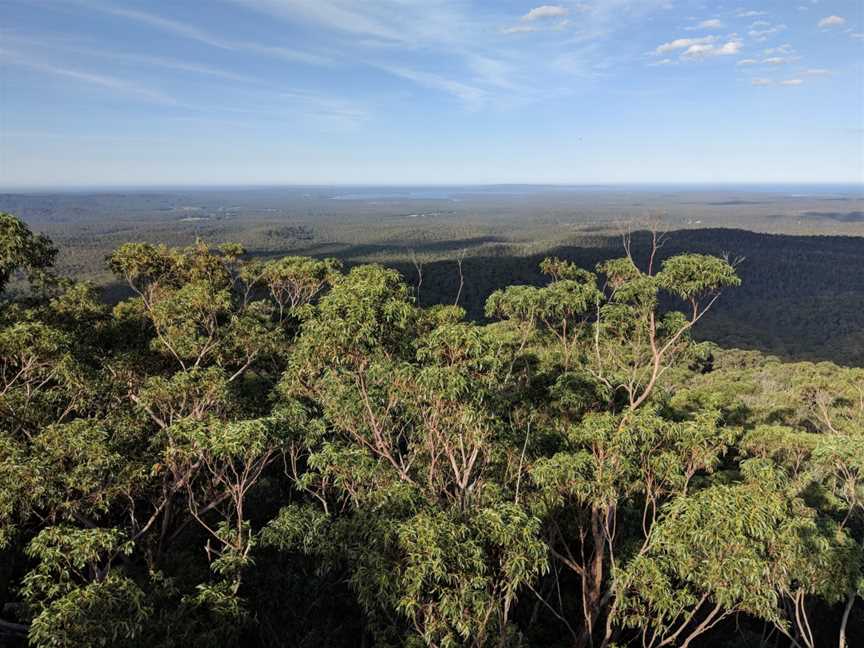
[225,0,519,104]
[101,54,261,83]
[51,0,825,115]
[686,19,723,31]
[522,5,569,21]
[231,0,403,41]
[802,68,832,77]
[780,79,803,86]
[7,37,265,85]
[228,0,473,48]
[751,78,772,86]
[0,48,176,104]
[749,23,786,41]
[90,4,330,65]
[223,1,568,107]
[737,10,767,18]
[737,59,758,66]
[374,64,487,109]
[760,44,799,65]
[467,57,519,90]
[1,33,369,130]
[817,16,846,29]
[503,3,582,34]
[502,24,539,35]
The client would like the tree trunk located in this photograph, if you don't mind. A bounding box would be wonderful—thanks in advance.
[839,592,855,648]
[575,505,608,648]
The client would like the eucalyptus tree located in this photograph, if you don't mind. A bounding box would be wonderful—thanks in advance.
[1,220,342,646]
[0,212,56,294]
[266,265,549,646]
[102,244,338,600]
[482,233,741,647]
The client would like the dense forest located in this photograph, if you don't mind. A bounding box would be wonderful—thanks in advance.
[6,188,864,368]
[387,228,864,366]
[0,211,861,647]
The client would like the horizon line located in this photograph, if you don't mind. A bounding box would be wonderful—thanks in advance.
[2,181,863,194]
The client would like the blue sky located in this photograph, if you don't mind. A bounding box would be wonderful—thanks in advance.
[1,0,862,187]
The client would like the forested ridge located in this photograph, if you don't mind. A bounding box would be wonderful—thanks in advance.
[387,228,864,367]
[0,211,861,647]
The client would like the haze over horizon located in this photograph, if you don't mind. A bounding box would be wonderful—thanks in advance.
[2,0,863,188]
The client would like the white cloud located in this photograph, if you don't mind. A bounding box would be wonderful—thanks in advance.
[802,68,832,76]
[763,57,791,65]
[715,40,742,55]
[736,59,758,66]
[681,39,742,59]
[749,24,786,40]
[505,3,580,33]
[655,34,742,60]
[681,44,715,57]
[818,15,846,28]
[655,36,716,54]
[686,18,723,30]
[523,5,568,21]
[780,79,803,85]
[647,58,674,66]
[751,78,772,86]
[737,10,767,17]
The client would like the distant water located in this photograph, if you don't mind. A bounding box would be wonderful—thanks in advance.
[328,183,864,202]
[328,185,595,200]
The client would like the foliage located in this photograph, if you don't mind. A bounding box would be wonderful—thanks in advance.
[0,213,861,647]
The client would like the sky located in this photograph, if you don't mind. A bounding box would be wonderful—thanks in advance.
[1,0,862,187]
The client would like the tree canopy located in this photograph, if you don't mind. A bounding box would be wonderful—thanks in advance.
[0,213,860,648]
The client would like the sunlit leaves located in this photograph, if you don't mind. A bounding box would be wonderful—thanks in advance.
[0,212,57,293]
[656,254,741,303]
[27,572,150,648]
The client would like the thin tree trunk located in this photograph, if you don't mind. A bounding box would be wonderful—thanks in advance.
[839,592,855,648]
[576,505,608,648]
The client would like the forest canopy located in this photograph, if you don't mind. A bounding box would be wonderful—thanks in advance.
[0,212,861,648]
